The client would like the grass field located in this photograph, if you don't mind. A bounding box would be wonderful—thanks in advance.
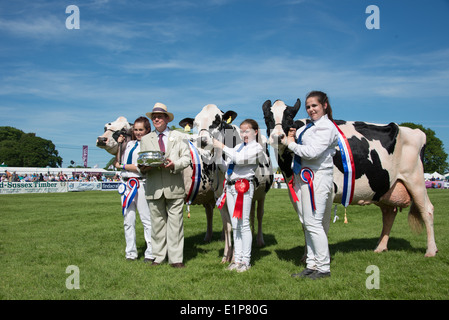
[1,188,448,301]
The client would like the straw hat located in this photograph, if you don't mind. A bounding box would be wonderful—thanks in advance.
[146,102,174,122]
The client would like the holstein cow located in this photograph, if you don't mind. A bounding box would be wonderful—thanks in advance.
[262,99,437,257]
[179,104,274,252]
[96,116,222,255]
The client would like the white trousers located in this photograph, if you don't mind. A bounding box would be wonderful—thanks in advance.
[122,181,153,260]
[293,169,333,273]
[226,181,254,266]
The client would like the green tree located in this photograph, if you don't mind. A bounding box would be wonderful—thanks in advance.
[400,122,448,173]
[0,126,62,167]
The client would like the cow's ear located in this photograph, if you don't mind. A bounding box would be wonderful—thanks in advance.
[223,111,237,124]
[262,100,272,117]
[179,118,194,129]
[285,99,301,118]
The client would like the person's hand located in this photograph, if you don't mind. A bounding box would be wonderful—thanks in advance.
[138,164,151,173]
[117,134,125,143]
[163,158,175,170]
[285,128,296,145]
[213,139,224,149]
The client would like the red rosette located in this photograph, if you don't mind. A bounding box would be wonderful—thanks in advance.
[233,179,250,219]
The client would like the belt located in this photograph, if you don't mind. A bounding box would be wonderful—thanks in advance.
[122,177,144,181]
[226,178,253,186]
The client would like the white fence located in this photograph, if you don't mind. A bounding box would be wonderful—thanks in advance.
[0,181,120,194]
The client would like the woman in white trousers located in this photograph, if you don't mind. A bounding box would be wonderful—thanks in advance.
[115,116,153,262]
[286,91,338,280]
[214,119,263,272]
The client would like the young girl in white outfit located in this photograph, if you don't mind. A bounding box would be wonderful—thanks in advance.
[115,116,154,262]
[214,119,263,272]
[286,91,338,280]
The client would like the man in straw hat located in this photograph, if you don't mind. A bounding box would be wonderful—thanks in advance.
[139,102,191,268]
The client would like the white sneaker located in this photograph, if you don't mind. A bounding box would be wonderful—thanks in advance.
[226,262,239,271]
[236,263,251,273]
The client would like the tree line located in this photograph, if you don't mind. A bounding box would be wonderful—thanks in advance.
[0,124,447,173]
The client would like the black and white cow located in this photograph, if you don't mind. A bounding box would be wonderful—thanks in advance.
[263,99,437,257]
[180,104,274,258]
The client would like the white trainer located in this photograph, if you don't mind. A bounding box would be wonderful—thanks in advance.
[236,263,251,273]
[226,262,239,271]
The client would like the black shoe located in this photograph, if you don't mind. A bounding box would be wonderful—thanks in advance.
[309,271,331,280]
[291,268,316,278]
[144,258,155,263]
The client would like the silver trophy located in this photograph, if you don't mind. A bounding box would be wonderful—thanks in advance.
[137,151,167,167]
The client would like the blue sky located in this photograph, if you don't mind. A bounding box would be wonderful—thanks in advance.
[1,0,449,171]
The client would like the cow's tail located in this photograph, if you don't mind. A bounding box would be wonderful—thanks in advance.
[408,202,424,234]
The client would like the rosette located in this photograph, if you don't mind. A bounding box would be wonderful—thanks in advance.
[120,178,140,216]
[233,179,250,219]
[300,168,316,212]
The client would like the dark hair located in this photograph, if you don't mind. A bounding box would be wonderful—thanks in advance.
[132,116,151,140]
[240,118,259,131]
[240,119,260,142]
[306,91,334,121]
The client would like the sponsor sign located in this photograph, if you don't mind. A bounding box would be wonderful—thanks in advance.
[0,182,120,194]
[0,181,68,194]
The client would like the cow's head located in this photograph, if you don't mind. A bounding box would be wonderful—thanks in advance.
[179,104,239,151]
[262,99,302,148]
[96,116,132,155]
[262,99,304,180]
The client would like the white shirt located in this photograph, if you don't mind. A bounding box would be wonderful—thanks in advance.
[121,139,142,178]
[287,115,338,171]
[223,140,264,181]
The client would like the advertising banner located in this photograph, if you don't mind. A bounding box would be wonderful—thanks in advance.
[0,182,120,194]
[0,181,68,194]
[68,182,102,192]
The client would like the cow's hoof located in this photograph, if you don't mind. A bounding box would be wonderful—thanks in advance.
[374,248,387,253]
[203,233,212,243]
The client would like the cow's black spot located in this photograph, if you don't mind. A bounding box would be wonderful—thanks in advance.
[334,136,390,201]
[353,122,399,154]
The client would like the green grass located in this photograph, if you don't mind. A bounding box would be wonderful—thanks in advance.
[1,189,448,300]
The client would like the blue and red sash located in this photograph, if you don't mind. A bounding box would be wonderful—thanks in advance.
[333,121,355,207]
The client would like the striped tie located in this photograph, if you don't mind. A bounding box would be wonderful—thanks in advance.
[126,141,138,164]
[158,133,165,153]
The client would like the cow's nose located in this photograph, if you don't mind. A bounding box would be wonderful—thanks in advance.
[200,136,208,148]
[97,137,107,146]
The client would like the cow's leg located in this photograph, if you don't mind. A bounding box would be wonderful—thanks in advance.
[409,197,438,257]
[375,205,397,253]
[203,203,214,243]
[256,199,265,247]
[402,177,438,257]
[249,200,264,247]
[219,206,233,263]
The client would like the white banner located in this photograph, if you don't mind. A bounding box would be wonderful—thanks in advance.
[0,181,120,194]
[68,182,102,192]
[0,181,68,194]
